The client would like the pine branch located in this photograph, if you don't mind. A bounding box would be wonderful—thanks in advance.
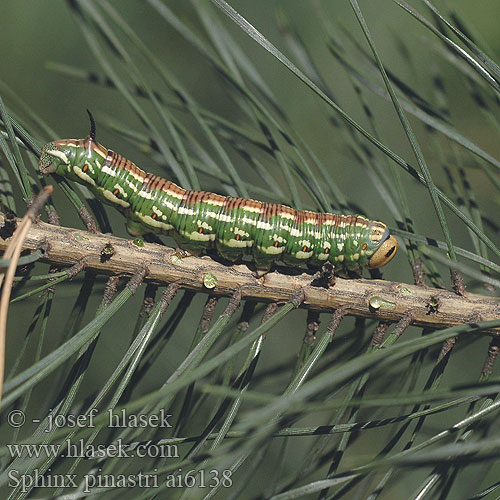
[2,211,499,335]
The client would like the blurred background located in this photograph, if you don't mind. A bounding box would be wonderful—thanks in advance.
[2,1,500,499]
[2,1,500,263]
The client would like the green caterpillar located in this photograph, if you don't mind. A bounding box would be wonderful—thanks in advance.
[38,113,398,275]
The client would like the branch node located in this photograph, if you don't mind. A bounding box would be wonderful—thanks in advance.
[311,262,336,288]
[326,306,349,341]
[127,264,149,294]
[159,283,181,316]
[140,283,158,318]
[290,288,305,309]
[392,311,415,338]
[201,296,219,334]
[261,302,279,324]
[371,320,391,347]
[222,289,242,318]
[438,336,457,362]
[102,276,120,308]
[481,337,500,378]
[100,242,116,263]
[65,258,88,279]
[426,295,441,315]
[46,208,60,226]
[77,206,99,233]
[38,238,51,257]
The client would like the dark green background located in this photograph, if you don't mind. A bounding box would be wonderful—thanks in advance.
[2,2,500,498]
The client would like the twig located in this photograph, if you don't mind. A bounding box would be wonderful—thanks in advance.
[391,311,415,338]
[1,212,500,334]
[262,303,279,324]
[481,337,500,378]
[201,296,219,334]
[326,306,349,341]
[437,337,457,362]
[159,283,181,316]
[371,321,391,347]
[101,275,120,309]
[77,205,98,233]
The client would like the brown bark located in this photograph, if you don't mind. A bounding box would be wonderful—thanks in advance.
[2,212,500,335]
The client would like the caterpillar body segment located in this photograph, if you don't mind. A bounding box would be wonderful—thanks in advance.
[39,128,398,274]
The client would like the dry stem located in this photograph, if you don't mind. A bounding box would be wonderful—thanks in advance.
[1,212,500,335]
[0,188,53,407]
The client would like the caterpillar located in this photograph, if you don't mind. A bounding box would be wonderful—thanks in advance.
[38,113,398,275]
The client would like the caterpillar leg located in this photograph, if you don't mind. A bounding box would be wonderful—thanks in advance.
[253,265,272,279]
[175,247,197,258]
[126,219,145,237]
[252,252,275,279]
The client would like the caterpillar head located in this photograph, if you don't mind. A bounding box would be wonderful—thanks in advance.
[39,110,99,178]
[39,139,79,176]
[367,227,398,269]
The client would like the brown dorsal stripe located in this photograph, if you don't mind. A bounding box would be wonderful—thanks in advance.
[184,190,208,206]
[240,198,263,212]
[105,149,146,179]
[142,172,157,191]
[203,192,226,205]
[294,209,305,226]
[222,196,241,213]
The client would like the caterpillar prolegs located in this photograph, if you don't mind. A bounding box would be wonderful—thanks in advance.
[38,114,398,275]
